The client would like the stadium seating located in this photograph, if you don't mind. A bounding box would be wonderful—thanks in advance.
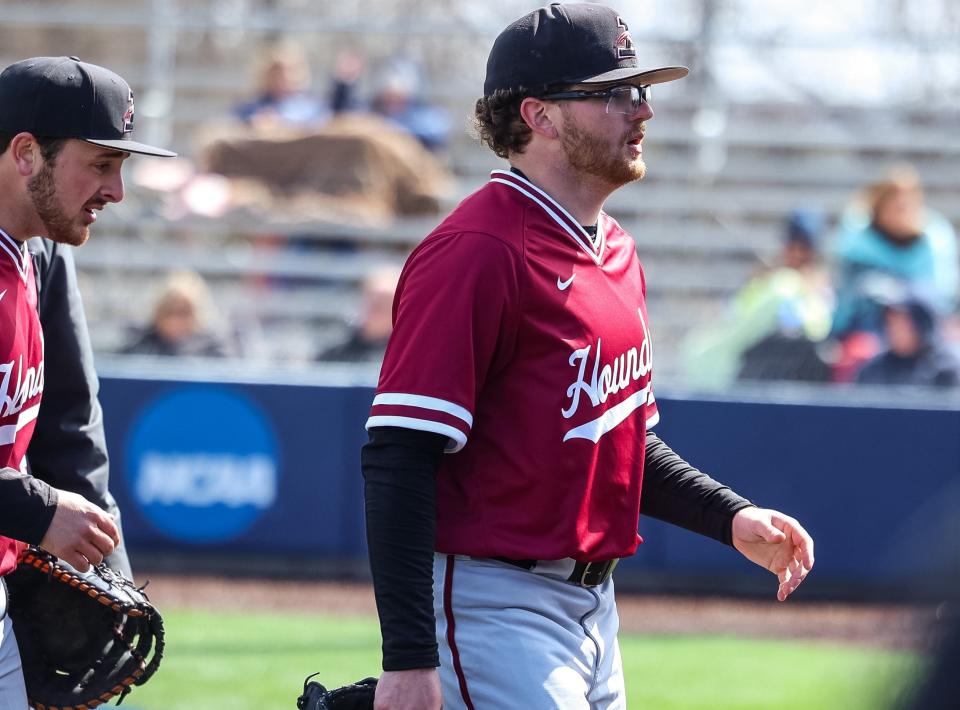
[2,1,958,377]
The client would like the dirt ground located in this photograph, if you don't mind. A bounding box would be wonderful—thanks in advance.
[141,574,936,651]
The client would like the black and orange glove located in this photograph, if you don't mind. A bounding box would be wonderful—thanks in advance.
[5,546,164,709]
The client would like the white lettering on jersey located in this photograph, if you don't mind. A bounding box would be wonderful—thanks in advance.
[0,354,45,418]
[561,308,652,442]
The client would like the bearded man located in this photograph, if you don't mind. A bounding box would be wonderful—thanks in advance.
[0,56,174,709]
[361,5,816,709]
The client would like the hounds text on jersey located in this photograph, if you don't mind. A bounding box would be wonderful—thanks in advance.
[562,307,653,443]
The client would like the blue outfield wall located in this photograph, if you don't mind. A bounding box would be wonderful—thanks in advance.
[98,370,960,599]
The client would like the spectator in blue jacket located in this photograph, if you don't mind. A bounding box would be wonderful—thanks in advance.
[367,59,451,152]
[856,290,960,388]
[234,43,330,130]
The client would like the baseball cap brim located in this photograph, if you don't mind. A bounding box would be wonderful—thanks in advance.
[577,65,690,87]
[83,138,177,158]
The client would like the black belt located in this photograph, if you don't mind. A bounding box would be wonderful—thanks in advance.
[491,556,619,588]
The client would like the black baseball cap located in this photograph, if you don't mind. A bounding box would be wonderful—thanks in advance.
[484,3,689,96]
[0,56,176,157]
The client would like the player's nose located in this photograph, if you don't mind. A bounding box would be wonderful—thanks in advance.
[635,102,653,121]
[101,172,124,203]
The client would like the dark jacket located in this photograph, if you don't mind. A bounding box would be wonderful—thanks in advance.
[120,326,229,358]
[855,294,960,389]
[25,237,131,576]
[316,330,389,364]
[856,348,960,388]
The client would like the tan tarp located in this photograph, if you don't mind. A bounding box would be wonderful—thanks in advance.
[201,113,453,226]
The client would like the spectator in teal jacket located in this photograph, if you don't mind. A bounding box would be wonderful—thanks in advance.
[831,166,958,338]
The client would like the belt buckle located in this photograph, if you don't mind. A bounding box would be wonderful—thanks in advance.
[577,559,619,587]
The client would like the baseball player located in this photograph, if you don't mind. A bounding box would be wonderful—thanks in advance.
[362,4,815,708]
[0,56,175,708]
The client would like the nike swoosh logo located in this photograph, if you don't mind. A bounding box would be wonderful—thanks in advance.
[557,274,575,291]
[0,290,6,302]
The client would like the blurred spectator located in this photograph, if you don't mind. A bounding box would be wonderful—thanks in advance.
[682,210,834,390]
[234,42,330,131]
[366,58,451,152]
[329,56,450,152]
[855,291,959,388]
[831,165,959,339]
[121,270,233,358]
[316,266,400,363]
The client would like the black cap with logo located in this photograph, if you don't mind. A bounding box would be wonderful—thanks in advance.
[484,2,689,96]
[0,56,176,157]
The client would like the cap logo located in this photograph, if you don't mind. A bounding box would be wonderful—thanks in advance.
[122,89,135,133]
[616,17,636,59]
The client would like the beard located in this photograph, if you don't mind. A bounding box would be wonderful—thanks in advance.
[559,109,646,186]
[27,162,90,247]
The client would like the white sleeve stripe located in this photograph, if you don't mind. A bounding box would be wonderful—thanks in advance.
[646,410,660,429]
[366,415,467,453]
[372,393,473,427]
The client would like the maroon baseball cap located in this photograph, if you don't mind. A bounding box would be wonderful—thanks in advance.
[484,3,688,95]
[0,56,176,157]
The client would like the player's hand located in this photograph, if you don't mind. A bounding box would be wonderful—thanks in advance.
[39,490,120,572]
[731,506,814,602]
[374,668,441,710]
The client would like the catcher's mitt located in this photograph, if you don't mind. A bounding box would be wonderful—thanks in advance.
[5,546,164,710]
[297,673,377,710]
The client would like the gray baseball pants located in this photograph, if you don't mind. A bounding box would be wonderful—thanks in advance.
[434,554,626,709]
[0,579,27,710]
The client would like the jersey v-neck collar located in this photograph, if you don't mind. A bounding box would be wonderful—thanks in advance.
[489,169,606,265]
[0,228,28,283]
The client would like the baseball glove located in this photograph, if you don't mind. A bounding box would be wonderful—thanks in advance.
[4,546,164,709]
[297,673,377,710]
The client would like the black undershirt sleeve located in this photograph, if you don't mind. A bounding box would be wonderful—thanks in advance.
[641,431,754,545]
[0,467,59,543]
[361,426,447,672]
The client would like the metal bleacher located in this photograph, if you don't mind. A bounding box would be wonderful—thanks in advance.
[2,0,959,377]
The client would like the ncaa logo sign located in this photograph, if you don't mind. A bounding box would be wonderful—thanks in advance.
[126,387,280,544]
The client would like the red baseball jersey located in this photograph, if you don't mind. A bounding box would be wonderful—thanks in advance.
[0,229,44,576]
[368,170,658,562]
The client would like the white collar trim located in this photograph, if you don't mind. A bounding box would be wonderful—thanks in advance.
[0,229,27,283]
[489,170,605,265]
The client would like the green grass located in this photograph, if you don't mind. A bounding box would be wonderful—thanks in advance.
[125,610,922,710]
[619,636,919,710]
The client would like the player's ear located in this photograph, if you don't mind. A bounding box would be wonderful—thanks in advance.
[9,133,42,178]
[519,97,560,140]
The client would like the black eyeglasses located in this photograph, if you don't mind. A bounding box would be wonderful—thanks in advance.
[540,85,651,117]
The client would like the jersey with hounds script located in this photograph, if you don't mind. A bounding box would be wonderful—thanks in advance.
[368,170,658,562]
[0,229,44,576]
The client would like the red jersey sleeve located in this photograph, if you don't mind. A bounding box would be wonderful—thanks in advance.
[367,231,521,452]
